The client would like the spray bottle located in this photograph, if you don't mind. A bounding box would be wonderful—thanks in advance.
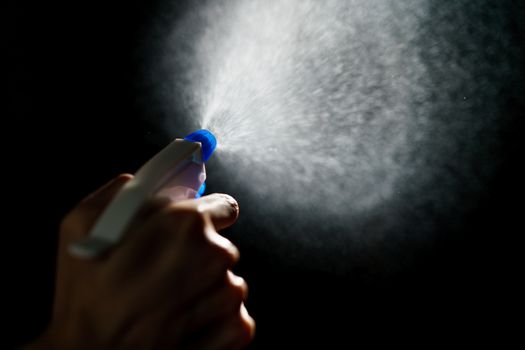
[69,129,217,258]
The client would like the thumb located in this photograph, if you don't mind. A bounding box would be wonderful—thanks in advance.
[61,174,134,240]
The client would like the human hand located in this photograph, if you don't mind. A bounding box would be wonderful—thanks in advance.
[26,174,255,350]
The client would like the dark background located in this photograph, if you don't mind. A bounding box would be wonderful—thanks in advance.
[6,0,523,348]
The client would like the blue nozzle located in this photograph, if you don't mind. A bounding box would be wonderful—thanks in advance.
[195,182,206,198]
[184,129,217,162]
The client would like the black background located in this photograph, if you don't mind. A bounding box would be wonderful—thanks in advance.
[6,0,524,348]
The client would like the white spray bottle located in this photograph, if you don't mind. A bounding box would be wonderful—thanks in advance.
[69,129,217,258]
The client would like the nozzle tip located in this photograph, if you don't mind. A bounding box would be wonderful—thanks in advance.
[184,129,217,162]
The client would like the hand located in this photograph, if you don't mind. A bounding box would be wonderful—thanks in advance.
[26,174,255,350]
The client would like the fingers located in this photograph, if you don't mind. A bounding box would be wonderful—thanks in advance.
[110,205,240,308]
[185,271,248,333]
[119,204,240,268]
[60,174,133,240]
[67,186,242,313]
[184,303,255,350]
[80,174,134,209]
[54,175,253,349]
[176,193,240,231]
[113,193,240,277]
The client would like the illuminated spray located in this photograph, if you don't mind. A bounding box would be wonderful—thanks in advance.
[141,0,511,272]
[70,130,217,258]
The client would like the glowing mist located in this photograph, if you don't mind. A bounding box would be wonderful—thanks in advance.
[141,0,513,272]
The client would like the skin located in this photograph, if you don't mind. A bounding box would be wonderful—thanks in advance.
[25,174,255,350]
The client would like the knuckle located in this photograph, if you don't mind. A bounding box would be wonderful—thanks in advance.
[228,283,247,306]
[139,197,171,215]
[235,314,256,344]
[209,239,240,268]
[227,273,248,302]
[59,206,89,236]
[161,206,208,232]
[59,212,76,234]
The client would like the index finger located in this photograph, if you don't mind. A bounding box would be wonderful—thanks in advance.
[174,193,240,231]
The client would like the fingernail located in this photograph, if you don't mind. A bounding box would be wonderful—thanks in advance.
[221,194,239,217]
